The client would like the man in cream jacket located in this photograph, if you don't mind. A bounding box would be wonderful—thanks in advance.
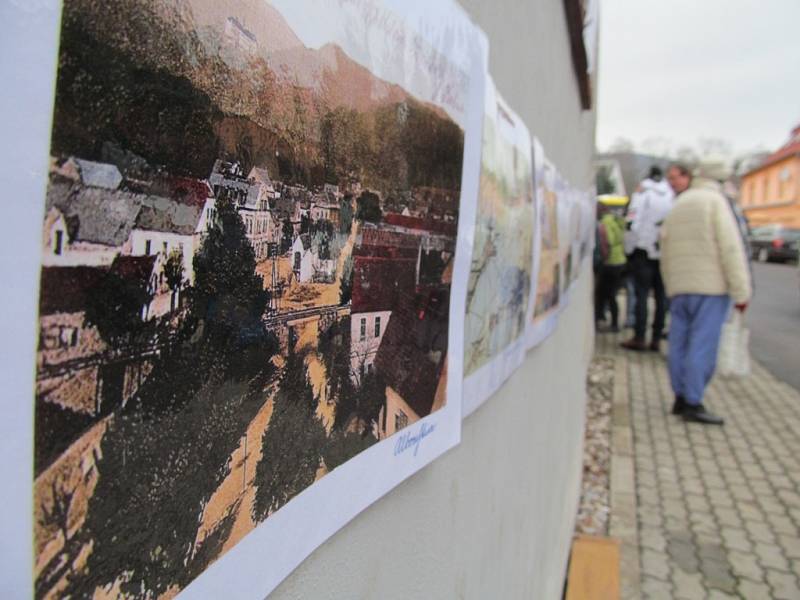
[659,162,752,425]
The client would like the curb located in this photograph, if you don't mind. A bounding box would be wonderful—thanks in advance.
[608,349,641,600]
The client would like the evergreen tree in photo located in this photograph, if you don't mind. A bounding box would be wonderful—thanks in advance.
[339,194,354,235]
[253,351,327,520]
[339,256,354,306]
[191,196,275,373]
[355,190,382,223]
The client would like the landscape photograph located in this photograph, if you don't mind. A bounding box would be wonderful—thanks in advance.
[33,0,465,596]
[463,105,534,377]
[532,159,561,319]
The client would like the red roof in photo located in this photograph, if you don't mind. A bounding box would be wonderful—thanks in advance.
[361,227,422,249]
[383,213,457,237]
[351,255,416,314]
[373,287,449,418]
[153,176,213,207]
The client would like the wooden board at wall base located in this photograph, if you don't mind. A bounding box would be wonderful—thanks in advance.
[565,535,621,600]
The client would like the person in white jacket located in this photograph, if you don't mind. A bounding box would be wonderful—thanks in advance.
[621,166,674,351]
[659,162,752,425]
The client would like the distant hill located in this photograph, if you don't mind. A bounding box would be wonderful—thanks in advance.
[51,0,463,191]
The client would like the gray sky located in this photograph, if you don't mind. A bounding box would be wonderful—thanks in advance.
[596,0,800,156]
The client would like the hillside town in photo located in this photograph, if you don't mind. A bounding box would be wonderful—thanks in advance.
[33,0,465,597]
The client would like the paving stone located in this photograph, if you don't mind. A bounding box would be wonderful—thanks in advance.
[664,516,689,533]
[672,569,705,599]
[728,549,764,582]
[699,558,737,594]
[788,508,800,527]
[640,527,668,553]
[663,501,688,520]
[689,514,719,536]
[737,501,765,523]
[720,528,752,552]
[758,496,787,516]
[641,548,671,580]
[638,486,660,507]
[685,493,711,513]
[766,513,796,534]
[659,484,683,500]
[681,479,706,496]
[668,540,700,574]
[768,474,795,491]
[761,459,784,476]
[642,575,674,599]
[706,590,737,600]
[707,488,734,508]
[667,529,694,545]
[755,542,790,571]
[777,534,800,560]
[712,507,740,528]
[743,519,777,544]
[777,489,800,509]
[737,578,773,600]
[695,539,726,562]
[766,569,800,600]
[729,485,755,503]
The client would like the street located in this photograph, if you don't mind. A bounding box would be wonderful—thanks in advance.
[747,261,800,391]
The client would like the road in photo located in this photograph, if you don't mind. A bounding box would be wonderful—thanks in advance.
[747,261,800,391]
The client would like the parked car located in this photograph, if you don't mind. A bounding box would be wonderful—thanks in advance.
[749,224,800,263]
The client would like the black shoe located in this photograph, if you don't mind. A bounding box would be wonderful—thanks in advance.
[620,338,647,351]
[682,404,724,425]
[671,395,686,415]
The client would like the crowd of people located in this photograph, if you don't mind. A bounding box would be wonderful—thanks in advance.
[594,162,752,426]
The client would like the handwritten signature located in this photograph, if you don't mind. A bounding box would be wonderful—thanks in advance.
[394,422,436,457]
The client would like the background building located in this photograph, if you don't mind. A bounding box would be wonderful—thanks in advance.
[739,124,800,228]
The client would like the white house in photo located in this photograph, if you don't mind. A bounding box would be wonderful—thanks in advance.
[350,309,391,382]
[290,233,335,284]
[127,193,214,286]
[348,253,416,383]
[42,180,142,267]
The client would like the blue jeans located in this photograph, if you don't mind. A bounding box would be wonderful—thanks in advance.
[668,294,731,406]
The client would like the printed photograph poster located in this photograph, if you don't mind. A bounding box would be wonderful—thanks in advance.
[462,78,536,417]
[1,0,487,598]
[527,140,561,348]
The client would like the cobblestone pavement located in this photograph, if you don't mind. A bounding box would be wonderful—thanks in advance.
[597,332,800,599]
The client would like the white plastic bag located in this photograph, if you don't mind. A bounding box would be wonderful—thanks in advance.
[718,311,751,377]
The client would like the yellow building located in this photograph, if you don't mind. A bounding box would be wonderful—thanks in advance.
[740,124,800,228]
